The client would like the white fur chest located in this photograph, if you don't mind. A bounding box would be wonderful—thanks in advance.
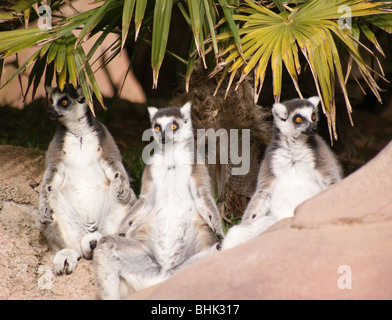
[63,131,99,164]
[62,130,105,182]
[148,149,199,269]
[271,138,315,174]
[59,129,110,224]
[269,139,325,218]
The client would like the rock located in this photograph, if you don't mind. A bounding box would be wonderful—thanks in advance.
[0,145,45,207]
[128,141,392,300]
[0,145,98,300]
[291,139,392,228]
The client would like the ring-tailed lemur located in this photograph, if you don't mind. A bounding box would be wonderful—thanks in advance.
[221,97,343,250]
[39,84,137,275]
[93,102,224,299]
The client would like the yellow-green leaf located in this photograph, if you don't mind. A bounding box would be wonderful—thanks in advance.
[188,0,208,67]
[58,58,67,91]
[358,20,386,57]
[77,1,110,45]
[218,0,244,61]
[74,48,94,115]
[66,36,77,88]
[151,0,173,88]
[135,0,148,40]
[56,38,66,73]
[47,41,58,64]
[76,44,105,110]
[122,0,136,50]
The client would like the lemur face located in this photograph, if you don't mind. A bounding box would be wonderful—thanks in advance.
[272,97,320,137]
[147,102,193,145]
[46,84,87,122]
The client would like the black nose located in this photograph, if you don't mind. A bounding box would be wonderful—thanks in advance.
[304,123,317,135]
[47,107,60,120]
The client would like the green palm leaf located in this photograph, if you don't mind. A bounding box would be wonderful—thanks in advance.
[365,14,392,33]
[122,0,136,50]
[134,0,148,40]
[151,0,173,89]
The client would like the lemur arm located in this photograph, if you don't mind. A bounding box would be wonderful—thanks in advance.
[117,165,153,236]
[241,187,272,221]
[102,158,136,205]
[39,130,66,225]
[39,164,65,224]
[241,159,273,221]
[191,164,224,239]
[313,135,343,187]
[99,124,137,205]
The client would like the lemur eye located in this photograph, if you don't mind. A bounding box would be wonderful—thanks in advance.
[171,123,178,130]
[311,113,316,121]
[61,99,68,107]
[49,99,53,105]
[154,125,161,132]
[295,116,302,123]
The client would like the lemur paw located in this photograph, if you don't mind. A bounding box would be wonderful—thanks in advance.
[53,249,80,275]
[112,173,131,203]
[39,205,54,225]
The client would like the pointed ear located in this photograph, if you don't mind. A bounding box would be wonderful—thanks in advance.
[147,107,158,120]
[181,102,192,120]
[308,96,320,108]
[75,86,86,104]
[76,86,83,97]
[45,86,54,95]
[272,102,288,121]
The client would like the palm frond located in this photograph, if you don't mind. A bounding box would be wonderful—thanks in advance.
[122,0,136,50]
[151,0,173,89]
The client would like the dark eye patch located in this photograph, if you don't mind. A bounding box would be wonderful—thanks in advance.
[171,121,179,131]
[59,96,70,107]
[292,114,304,125]
[154,123,162,132]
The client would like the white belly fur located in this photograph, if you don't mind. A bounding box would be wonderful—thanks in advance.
[269,161,325,219]
[149,162,199,270]
[58,132,112,228]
